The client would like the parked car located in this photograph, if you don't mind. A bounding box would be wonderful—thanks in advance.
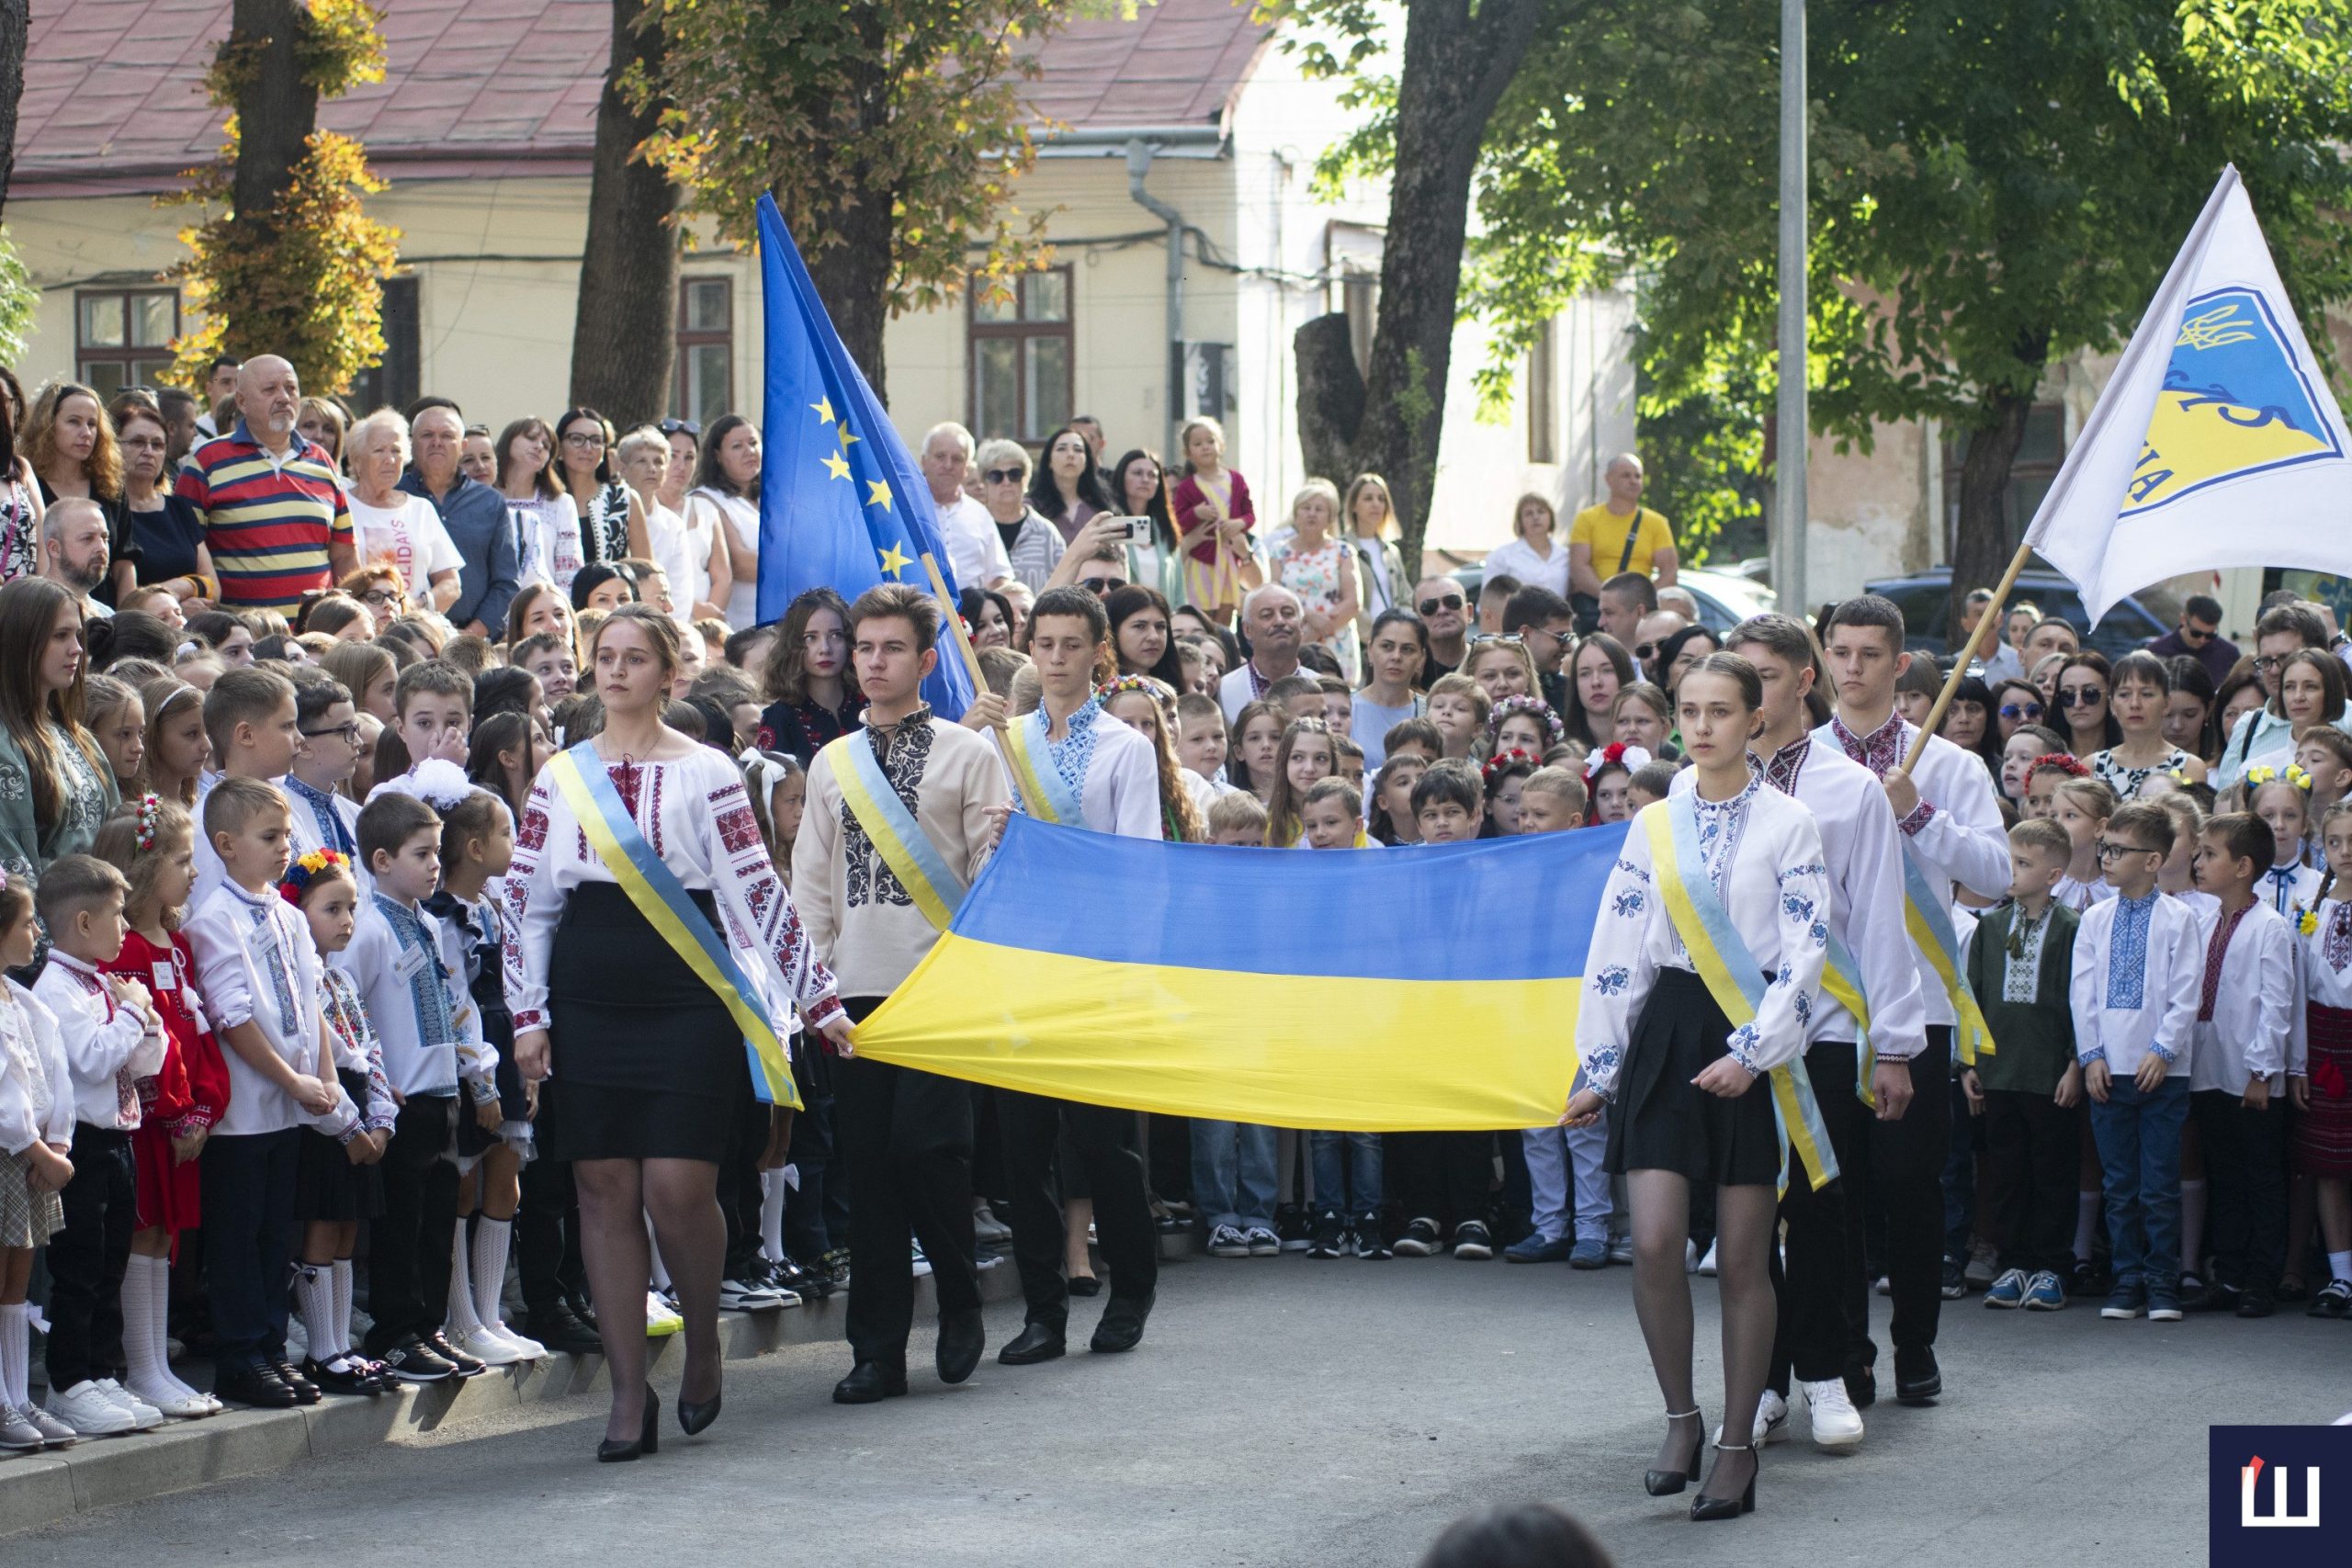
[1444,563,1776,636]
[1861,570,2166,660]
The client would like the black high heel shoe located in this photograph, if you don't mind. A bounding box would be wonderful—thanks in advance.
[678,1382,721,1436]
[1690,1441,1757,1520]
[1644,1409,1704,1495]
[597,1383,660,1461]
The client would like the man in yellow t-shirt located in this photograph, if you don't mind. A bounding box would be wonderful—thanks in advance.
[1568,453,1679,609]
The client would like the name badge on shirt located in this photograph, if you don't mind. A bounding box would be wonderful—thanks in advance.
[245,918,277,958]
[150,961,176,993]
[393,944,427,981]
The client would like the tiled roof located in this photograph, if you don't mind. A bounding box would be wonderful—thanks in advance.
[10,0,1271,197]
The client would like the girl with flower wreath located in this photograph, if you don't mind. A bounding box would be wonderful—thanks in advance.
[1583,741,1653,827]
[1485,695,1563,763]
[1480,750,1540,837]
[2047,776,2120,914]
[2246,765,2324,915]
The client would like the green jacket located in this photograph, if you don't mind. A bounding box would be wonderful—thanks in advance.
[1965,900,2080,1096]
[0,720,119,886]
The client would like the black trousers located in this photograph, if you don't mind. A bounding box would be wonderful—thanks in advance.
[200,1129,300,1360]
[718,1089,772,1279]
[998,1088,1158,1327]
[1864,1029,1953,1359]
[515,1155,583,1317]
[2192,1089,2288,1291]
[1770,1042,1869,1393]
[365,1094,458,1351]
[1389,1132,1491,1232]
[1147,1112,1193,1206]
[782,1037,837,1265]
[1984,1088,2080,1275]
[46,1125,134,1388]
[832,998,978,1369]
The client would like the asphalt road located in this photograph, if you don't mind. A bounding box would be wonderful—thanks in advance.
[19,1252,2345,1566]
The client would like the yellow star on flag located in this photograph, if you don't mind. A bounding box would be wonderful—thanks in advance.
[865,478,893,511]
[842,429,861,446]
[820,450,851,481]
[810,397,836,425]
[877,542,912,579]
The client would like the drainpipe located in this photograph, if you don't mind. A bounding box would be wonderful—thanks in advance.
[1125,138,1187,454]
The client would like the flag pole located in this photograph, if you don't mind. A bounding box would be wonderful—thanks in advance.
[920,550,1012,762]
[1897,538,2035,777]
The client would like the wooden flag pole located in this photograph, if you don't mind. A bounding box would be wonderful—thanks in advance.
[1897,538,2036,777]
[920,550,1014,765]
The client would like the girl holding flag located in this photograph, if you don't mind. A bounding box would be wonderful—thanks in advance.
[503,604,850,1462]
[1566,652,1833,1523]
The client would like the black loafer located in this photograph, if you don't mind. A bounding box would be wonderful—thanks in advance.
[215,1357,300,1409]
[997,1321,1066,1366]
[269,1358,323,1405]
[1894,1347,1941,1404]
[1089,1292,1153,1355]
[524,1306,605,1358]
[935,1308,985,1384]
[831,1362,908,1404]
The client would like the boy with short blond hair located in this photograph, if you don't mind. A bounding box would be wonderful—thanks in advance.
[1205,791,1269,847]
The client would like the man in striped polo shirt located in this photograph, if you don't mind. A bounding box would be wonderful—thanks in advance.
[175,355,355,613]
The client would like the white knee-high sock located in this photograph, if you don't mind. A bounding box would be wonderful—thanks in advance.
[2075,1191,2101,1262]
[135,1257,205,1399]
[2330,1248,2352,1285]
[447,1224,484,1339]
[123,1256,168,1389]
[471,1217,514,1329]
[0,1303,28,1408]
[760,1170,786,1263]
[2179,1179,2209,1278]
[294,1264,340,1361]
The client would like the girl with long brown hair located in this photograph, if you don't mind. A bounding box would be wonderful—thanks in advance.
[0,577,119,880]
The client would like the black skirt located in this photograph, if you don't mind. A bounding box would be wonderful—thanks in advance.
[1604,968,1783,1188]
[294,1071,386,1223]
[537,880,753,1165]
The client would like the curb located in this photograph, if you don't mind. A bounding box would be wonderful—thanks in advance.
[0,1259,1027,1539]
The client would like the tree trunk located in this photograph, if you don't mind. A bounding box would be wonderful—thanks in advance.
[570,0,680,427]
[1298,0,1543,585]
[1294,312,1363,483]
[0,0,27,220]
[1949,378,2040,637]
[226,0,320,221]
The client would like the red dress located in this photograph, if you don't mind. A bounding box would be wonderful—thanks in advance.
[105,930,232,1244]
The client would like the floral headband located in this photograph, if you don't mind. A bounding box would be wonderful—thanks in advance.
[1097,672,1178,726]
[1483,748,1542,782]
[1584,741,1652,784]
[1487,694,1565,748]
[2028,751,2089,780]
[134,793,164,852]
[2245,762,2312,794]
[277,848,352,906]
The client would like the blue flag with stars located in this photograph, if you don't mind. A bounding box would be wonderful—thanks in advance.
[756,193,973,719]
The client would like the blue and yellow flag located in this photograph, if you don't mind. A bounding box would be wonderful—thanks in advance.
[854,817,1622,1132]
[754,194,972,718]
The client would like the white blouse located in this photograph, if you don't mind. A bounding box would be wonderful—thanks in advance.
[2188,901,2301,1093]
[508,491,585,593]
[687,489,761,628]
[1577,773,1832,1100]
[0,981,72,1156]
[2302,897,2352,1012]
[348,491,463,600]
[1483,534,1573,598]
[501,745,841,1036]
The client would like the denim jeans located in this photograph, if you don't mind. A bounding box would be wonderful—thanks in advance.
[1309,1131,1382,1220]
[2087,1073,2190,1292]
[1192,1120,1277,1231]
[1522,1121,1611,1242]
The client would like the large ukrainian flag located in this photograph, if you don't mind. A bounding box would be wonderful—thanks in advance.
[853,816,1622,1131]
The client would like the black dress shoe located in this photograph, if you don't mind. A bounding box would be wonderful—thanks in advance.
[678,1387,721,1436]
[1894,1346,1941,1404]
[2236,1289,2277,1319]
[1844,1364,1877,1410]
[997,1321,1066,1365]
[1644,1410,1704,1496]
[1690,1442,1758,1520]
[935,1308,985,1384]
[776,1258,833,1301]
[269,1358,323,1405]
[1088,1292,1153,1355]
[599,1384,660,1461]
[215,1356,300,1409]
[524,1305,605,1357]
[832,1362,909,1404]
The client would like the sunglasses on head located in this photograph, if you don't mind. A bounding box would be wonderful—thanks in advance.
[658,419,701,438]
[1998,701,2044,720]
[983,468,1024,485]
[1419,593,1464,615]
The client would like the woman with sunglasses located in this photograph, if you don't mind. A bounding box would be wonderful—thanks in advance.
[2091,650,2203,798]
[1991,678,2048,743]
[2055,652,2122,757]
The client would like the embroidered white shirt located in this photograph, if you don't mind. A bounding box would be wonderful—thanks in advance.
[2069,890,2201,1079]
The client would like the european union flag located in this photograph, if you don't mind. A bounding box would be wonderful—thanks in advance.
[756,194,973,718]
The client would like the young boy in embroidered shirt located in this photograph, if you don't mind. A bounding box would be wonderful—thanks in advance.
[1962,819,2082,1312]
[191,668,302,909]
[2071,800,2204,1322]
[184,777,357,1409]
[281,675,362,864]
[2185,811,2301,1317]
[31,855,167,1436]
[335,790,497,1383]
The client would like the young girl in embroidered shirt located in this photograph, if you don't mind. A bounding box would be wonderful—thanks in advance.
[2247,769,2323,916]
[93,798,229,1418]
[0,878,75,1450]
[2298,799,2352,1316]
[2050,777,2120,912]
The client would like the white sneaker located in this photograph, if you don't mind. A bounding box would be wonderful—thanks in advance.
[484,1322,548,1360]
[44,1380,134,1436]
[125,1379,213,1420]
[644,1292,684,1337]
[94,1379,164,1431]
[1697,1241,1719,1277]
[1713,1389,1789,1448]
[451,1324,529,1367]
[911,1244,933,1280]
[1804,1378,1865,1450]
[1684,1239,1700,1273]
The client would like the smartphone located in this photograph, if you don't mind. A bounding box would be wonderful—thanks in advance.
[1106,514,1156,544]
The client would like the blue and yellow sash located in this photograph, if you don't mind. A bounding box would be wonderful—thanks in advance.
[824,729,967,933]
[548,743,801,1109]
[1818,927,1878,1109]
[1642,802,1838,1193]
[1900,849,1996,1066]
[1004,709,1084,826]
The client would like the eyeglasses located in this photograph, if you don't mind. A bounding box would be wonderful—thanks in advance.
[562,432,605,448]
[658,419,701,438]
[300,721,363,746]
[1419,593,1464,615]
[2094,840,2158,863]
[2253,654,2289,672]
[1998,701,2044,720]
[2057,687,2106,708]
[982,468,1025,485]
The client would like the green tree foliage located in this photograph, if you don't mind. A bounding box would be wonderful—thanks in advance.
[1466,0,2352,613]
[0,232,34,365]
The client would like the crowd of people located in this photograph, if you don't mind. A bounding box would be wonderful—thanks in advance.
[0,349,2340,1503]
